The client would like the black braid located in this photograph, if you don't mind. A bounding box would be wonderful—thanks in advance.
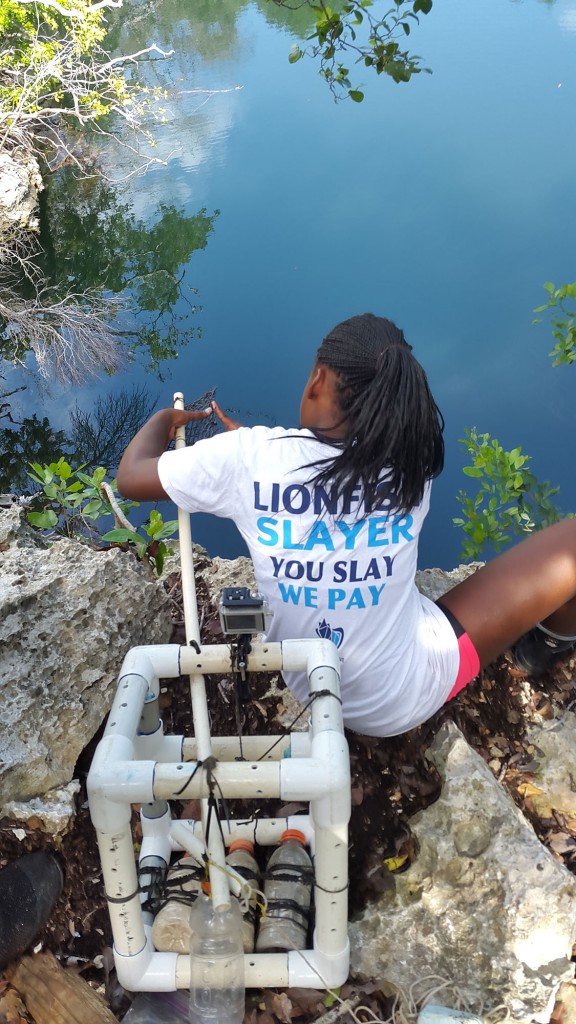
[309,313,444,516]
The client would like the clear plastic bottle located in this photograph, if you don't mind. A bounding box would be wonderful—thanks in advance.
[151,855,203,953]
[188,892,245,1024]
[255,828,313,953]
[226,838,261,953]
[121,990,190,1023]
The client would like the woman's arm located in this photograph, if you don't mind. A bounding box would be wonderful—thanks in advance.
[117,408,209,500]
[117,403,242,501]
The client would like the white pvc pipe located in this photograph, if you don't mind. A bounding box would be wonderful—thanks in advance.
[309,730,351,828]
[176,952,291,990]
[312,822,349,958]
[169,820,206,866]
[110,639,342,683]
[120,645,181,685]
[149,758,344,802]
[180,643,282,675]
[134,733,185,763]
[135,728,309,766]
[173,393,230,912]
[182,734,295,761]
[152,760,282,800]
[289,731,312,758]
[91,753,155,810]
[173,393,202,650]
[282,638,341,675]
[115,947,176,992]
[115,946,349,992]
[169,816,315,849]
[105,673,149,740]
[178,638,341,677]
[89,621,351,992]
[286,947,350,990]
[139,804,174,870]
[95,825,146,957]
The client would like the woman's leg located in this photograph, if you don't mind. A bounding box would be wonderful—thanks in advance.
[437,519,576,668]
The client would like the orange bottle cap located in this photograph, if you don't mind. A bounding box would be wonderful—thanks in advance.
[280,829,306,846]
[228,838,255,855]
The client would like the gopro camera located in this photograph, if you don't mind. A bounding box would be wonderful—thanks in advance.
[219,587,270,635]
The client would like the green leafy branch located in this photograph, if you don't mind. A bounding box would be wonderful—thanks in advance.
[26,457,177,574]
[103,510,179,576]
[533,280,576,368]
[27,460,123,536]
[284,0,433,101]
[0,0,172,147]
[453,428,563,561]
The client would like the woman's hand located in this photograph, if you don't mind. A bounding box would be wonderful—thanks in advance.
[117,403,241,501]
[211,401,242,431]
[166,407,212,442]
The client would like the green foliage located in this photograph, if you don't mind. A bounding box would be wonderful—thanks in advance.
[38,169,219,376]
[0,0,129,127]
[278,0,433,100]
[25,457,177,574]
[103,509,179,576]
[27,459,126,536]
[533,281,576,368]
[453,428,563,561]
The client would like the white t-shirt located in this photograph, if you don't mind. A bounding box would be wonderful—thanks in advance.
[158,426,459,736]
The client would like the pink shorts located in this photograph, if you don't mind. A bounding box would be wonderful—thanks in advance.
[437,603,481,702]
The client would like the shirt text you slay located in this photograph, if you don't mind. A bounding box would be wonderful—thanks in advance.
[253,478,415,612]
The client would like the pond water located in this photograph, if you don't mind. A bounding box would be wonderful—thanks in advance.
[22,0,576,569]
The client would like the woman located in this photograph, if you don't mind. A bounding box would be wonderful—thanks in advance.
[117,313,576,736]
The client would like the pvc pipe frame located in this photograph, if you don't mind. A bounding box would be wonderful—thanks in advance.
[87,638,350,992]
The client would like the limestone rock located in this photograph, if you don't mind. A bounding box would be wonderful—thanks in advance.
[349,721,576,1023]
[415,563,483,602]
[197,552,257,599]
[526,712,576,825]
[0,150,43,234]
[2,781,81,840]
[0,507,172,807]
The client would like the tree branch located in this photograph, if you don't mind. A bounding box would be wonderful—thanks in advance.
[15,0,122,18]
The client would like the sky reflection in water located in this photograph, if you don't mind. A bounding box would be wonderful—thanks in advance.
[24,0,576,569]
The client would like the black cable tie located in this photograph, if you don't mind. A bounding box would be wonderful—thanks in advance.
[266,866,315,884]
[189,639,201,654]
[264,899,311,924]
[105,889,140,904]
[173,757,203,797]
[256,687,342,762]
[314,881,349,894]
[307,688,343,704]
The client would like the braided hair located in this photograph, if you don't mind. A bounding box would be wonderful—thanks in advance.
[309,313,444,516]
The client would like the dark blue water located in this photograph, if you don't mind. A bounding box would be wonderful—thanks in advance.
[19,0,576,568]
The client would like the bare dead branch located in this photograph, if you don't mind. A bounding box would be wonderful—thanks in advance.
[0,287,129,384]
[15,0,123,16]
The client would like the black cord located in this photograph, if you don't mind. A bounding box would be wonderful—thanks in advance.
[256,688,343,762]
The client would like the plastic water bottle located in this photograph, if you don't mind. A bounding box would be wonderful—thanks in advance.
[255,828,313,953]
[226,838,261,952]
[188,892,245,1024]
[121,990,190,1023]
[151,855,203,953]
[417,1006,484,1024]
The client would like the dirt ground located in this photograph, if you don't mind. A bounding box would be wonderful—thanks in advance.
[2,552,576,1023]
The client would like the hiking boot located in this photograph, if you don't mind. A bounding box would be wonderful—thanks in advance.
[0,851,63,971]
[509,626,576,678]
